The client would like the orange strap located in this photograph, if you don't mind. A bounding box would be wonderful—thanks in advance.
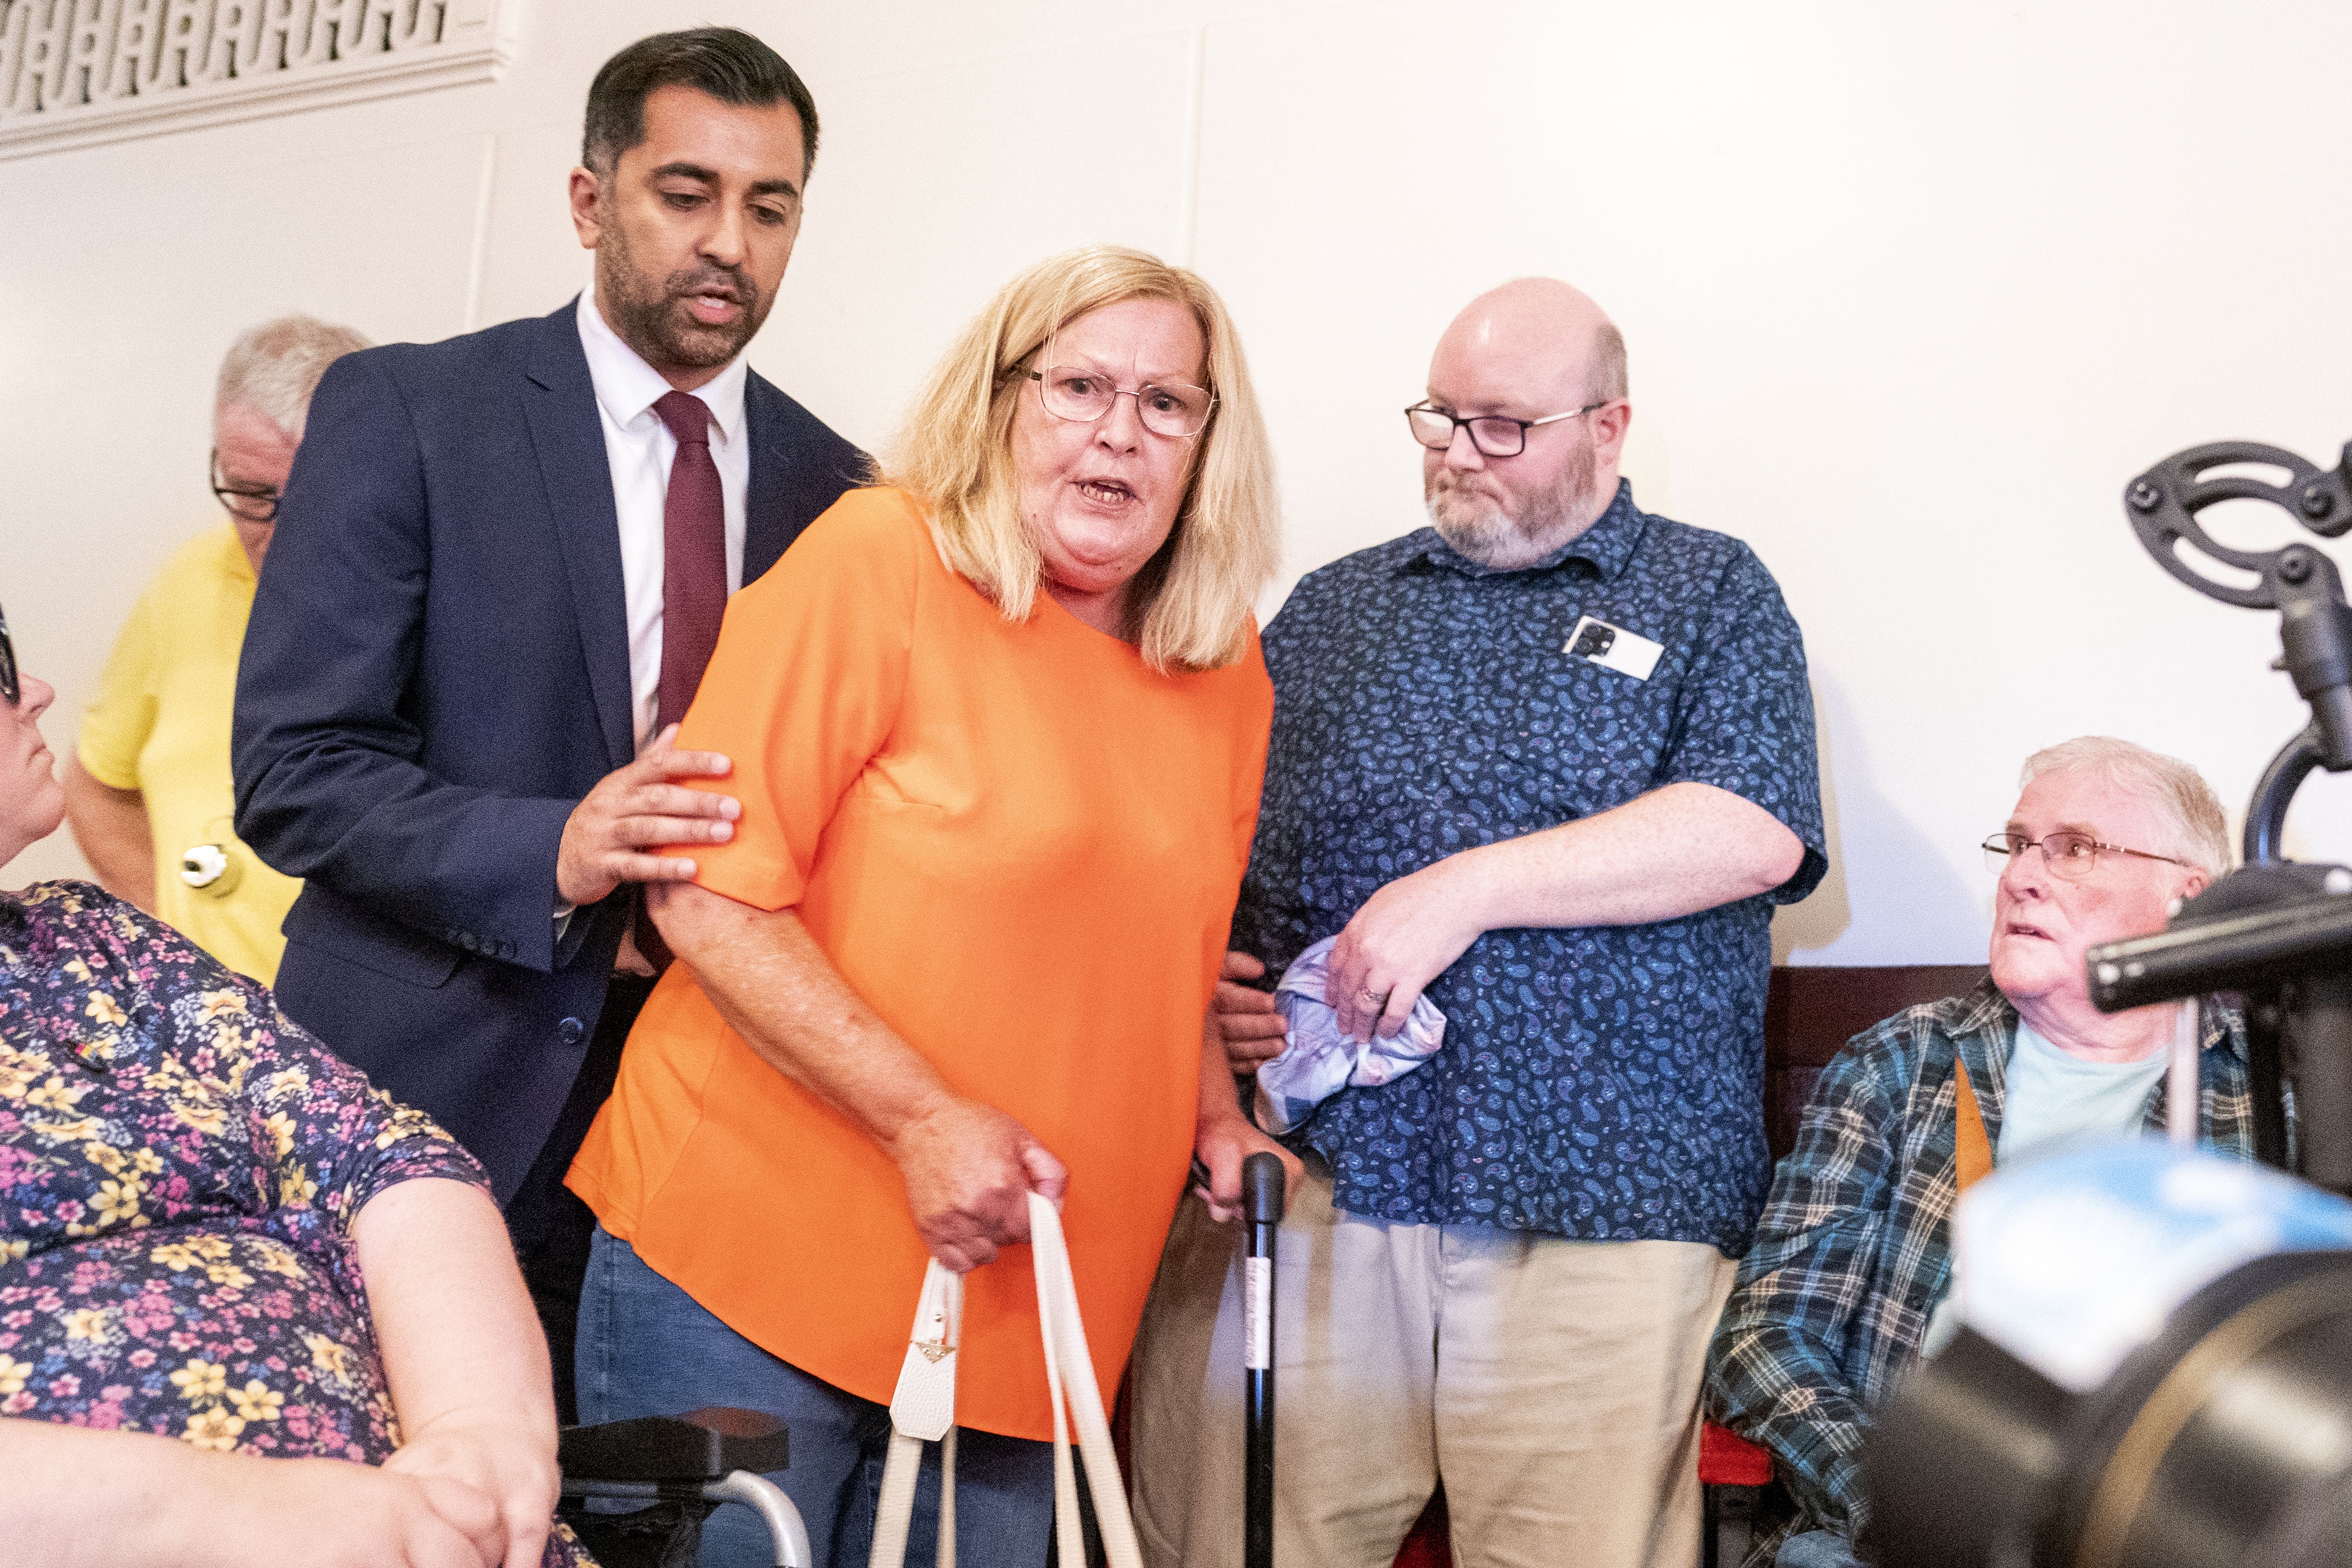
[1954,1062,1993,1192]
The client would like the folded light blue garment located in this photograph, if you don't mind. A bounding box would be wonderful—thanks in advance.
[1252,935,1447,1134]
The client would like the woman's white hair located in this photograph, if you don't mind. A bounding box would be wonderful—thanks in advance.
[2020,736,2232,874]
[215,315,372,442]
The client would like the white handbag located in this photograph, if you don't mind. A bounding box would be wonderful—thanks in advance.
[868,1192,1144,1568]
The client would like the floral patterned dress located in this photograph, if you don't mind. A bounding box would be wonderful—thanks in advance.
[0,882,588,1565]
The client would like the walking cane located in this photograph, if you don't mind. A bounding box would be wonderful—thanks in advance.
[1242,1151,1286,1568]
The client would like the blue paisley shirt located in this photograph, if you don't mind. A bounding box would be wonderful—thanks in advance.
[0,882,586,1566]
[1236,482,1826,1252]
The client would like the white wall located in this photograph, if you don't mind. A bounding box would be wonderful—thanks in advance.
[9,0,2352,965]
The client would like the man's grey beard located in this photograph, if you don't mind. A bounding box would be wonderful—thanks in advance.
[1424,430,1599,568]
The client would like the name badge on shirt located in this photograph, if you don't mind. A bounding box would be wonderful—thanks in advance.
[1565,615,1664,681]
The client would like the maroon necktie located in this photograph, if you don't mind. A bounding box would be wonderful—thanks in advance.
[626,392,726,979]
[654,390,726,731]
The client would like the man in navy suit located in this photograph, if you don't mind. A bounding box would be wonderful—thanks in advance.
[234,28,863,1413]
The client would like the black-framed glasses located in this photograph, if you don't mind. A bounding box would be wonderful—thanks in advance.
[0,603,17,706]
[1026,366,1216,439]
[210,448,281,523]
[1981,831,2193,882]
[1405,400,1610,458]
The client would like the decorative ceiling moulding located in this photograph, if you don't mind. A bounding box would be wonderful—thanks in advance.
[0,0,518,161]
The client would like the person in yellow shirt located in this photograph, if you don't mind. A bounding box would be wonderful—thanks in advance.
[63,315,370,983]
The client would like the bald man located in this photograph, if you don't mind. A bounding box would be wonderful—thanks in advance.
[1129,280,1827,1568]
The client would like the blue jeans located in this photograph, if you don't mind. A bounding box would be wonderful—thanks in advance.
[575,1226,1055,1568]
[1777,1528,1865,1568]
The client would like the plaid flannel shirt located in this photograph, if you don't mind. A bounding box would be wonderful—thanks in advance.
[1704,978,2251,1550]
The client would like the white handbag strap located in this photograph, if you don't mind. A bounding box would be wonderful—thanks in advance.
[869,1196,1143,1568]
[1028,1192,1145,1568]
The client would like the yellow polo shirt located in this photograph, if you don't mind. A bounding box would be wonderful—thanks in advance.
[77,524,300,983]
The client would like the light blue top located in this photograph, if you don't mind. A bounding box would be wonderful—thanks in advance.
[1995,1020,2167,1165]
[1923,1020,2167,1357]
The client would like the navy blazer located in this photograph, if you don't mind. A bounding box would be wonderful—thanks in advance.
[233,301,864,1199]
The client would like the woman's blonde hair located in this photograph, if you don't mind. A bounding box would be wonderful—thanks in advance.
[880,245,1280,673]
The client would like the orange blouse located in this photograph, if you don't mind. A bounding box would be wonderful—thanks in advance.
[568,486,1272,1441]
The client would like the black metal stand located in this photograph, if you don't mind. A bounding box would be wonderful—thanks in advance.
[2247,724,2327,866]
[2086,440,2352,1191]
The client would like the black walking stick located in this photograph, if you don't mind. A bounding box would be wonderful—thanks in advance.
[1242,1151,1286,1568]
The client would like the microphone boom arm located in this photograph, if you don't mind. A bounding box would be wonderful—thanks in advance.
[2123,439,2352,860]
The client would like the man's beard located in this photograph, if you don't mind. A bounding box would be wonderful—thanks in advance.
[1425,428,1599,568]
[596,218,768,373]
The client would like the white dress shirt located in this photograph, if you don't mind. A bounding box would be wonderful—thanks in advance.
[575,280,751,756]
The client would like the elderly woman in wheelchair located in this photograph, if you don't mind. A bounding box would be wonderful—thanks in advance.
[0,616,585,1568]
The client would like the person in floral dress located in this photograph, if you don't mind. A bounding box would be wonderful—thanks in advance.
[0,611,589,1567]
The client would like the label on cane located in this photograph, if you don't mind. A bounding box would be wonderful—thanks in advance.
[1245,1257,1272,1371]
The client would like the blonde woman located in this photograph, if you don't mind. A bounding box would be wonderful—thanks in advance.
[567,245,1296,1566]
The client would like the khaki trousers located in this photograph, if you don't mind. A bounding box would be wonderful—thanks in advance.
[1128,1167,1734,1568]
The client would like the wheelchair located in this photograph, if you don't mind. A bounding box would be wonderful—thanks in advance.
[559,1406,811,1568]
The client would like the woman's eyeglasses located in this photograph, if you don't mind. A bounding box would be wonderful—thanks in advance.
[1025,366,1216,439]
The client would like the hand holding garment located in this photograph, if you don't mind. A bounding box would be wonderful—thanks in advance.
[1254,935,1446,1134]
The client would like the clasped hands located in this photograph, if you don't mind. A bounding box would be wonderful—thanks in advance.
[380,1412,558,1568]
[211,1411,554,1568]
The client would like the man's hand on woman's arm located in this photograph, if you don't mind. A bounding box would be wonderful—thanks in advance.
[555,726,739,908]
[650,882,1067,1273]
[356,1177,560,1568]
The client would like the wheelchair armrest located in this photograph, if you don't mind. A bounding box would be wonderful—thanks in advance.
[560,1406,790,1483]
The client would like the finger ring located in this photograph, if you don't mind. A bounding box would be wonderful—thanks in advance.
[1356,986,1387,1007]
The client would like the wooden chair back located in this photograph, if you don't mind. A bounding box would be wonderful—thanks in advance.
[1760,964,1987,1161]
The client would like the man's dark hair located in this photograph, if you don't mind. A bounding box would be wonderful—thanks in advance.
[582,28,820,179]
